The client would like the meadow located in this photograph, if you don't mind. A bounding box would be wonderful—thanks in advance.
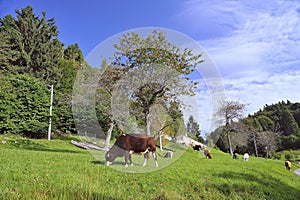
[0,134,300,200]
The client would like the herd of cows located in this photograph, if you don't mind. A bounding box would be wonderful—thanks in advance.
[104,134,214,167]
[104,133,295,172]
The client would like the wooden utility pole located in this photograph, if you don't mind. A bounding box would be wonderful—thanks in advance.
[48,85,53,140]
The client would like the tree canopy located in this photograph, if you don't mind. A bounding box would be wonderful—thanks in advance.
[109,30,203,135]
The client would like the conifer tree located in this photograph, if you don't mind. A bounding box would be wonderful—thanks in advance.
[0,5,63,78]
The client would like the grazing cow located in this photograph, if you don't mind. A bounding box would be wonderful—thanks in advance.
[233,153,239,159]
[285,161,292,171]
[233,149,239,159]
[105,134,158,167]
[190,141,203,151]
[243,153,249,161]
[204,149,213,159]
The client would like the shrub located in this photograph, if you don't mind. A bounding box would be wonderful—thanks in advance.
[285,153,294,160]
[272,152,281,160]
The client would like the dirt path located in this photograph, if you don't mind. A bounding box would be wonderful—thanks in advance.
[294,168,300,176]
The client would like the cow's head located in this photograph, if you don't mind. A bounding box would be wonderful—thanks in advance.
[105,146,122,166]
[105,150,115,166]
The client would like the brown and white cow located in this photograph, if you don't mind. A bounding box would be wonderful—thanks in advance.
[105,134,158,167]
[285,160,292,171]
[190,141,203,151]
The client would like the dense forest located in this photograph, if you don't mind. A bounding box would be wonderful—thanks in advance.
[209,100,300,157]
[0,6,84,137]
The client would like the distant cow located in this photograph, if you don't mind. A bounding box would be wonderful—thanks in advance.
[204,149,212,159]
[233,153,239,159]
[243,153,249,161]
[285,161,292,171]
[233,149,239,159]
[105,134,158,167]
[190,141,203,151]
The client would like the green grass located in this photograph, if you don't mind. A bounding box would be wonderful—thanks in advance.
[1,134,300,199]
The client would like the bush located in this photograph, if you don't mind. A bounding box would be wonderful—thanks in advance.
[285,153,294,160]
[272,152,282,160]
[0,74,50,137]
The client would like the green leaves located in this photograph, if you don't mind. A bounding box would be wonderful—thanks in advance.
[109,30,203,135]
[0,6,85,136]
[186,115,202,140]
[0,74,50,137]
[1,5,63,78]
[213,100,300,155]
[113,30,203,75]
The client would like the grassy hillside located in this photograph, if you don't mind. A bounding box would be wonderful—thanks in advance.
[0,135,300,200]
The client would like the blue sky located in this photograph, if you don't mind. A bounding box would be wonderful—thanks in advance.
[1,0,300,133]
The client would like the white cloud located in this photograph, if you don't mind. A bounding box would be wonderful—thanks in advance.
[202,0,300,75]
[178,0,300,134]
[188,69,300,135]
[177,0,248,39]
[223,69,300,114]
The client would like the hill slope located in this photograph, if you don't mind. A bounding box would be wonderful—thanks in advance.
[0,135,300,199]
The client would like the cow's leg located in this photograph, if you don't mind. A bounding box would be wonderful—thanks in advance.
[153,151,159,167]
[129,153,133,167]
[143,152,149,166]
[124,151,130,167]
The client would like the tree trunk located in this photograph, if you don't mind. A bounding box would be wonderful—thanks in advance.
[71,140,106,151]
[159,133,163,151]
[225,121,233,155]
[266,146,269,158]
[104,116,114,151]
[253,132,258,157]
[226,131,233,155]
[145,110,151,136]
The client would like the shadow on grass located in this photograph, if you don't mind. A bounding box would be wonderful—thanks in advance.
[81,192,123,200]
[27,148,85,154]
[213,170,300,199]
[9,139,85,154]
[91,160,127,166]
[91,160,105,165]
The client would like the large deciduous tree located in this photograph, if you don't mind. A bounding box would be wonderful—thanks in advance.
[257,131,277,158]
[216,99,247,155]
[111,30,203,135]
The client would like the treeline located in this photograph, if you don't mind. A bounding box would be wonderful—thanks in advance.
[210,100,300,156]
[0,6,84,137]
[0,5,201,141]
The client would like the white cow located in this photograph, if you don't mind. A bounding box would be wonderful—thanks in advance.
[243,153,249,161]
